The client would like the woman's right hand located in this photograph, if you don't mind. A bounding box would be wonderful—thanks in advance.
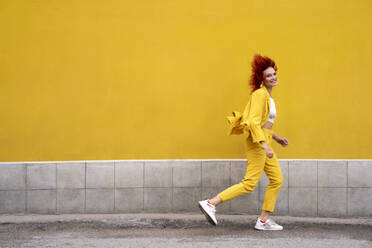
[260,141,274,158]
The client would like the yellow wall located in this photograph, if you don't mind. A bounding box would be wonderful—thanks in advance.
[1,0,372,161]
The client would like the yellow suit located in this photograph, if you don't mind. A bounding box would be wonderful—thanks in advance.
[227,85,271,143]
[220,86,283,213]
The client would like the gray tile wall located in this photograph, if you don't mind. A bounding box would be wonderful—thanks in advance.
[0,160,371,217]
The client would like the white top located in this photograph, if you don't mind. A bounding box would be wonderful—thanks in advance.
[268,97,277,124]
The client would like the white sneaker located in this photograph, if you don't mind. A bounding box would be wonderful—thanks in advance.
[254,218,283,231]
[198,199,217,225]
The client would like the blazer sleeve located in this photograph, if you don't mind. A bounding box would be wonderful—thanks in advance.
[226,111,244,135]
[244,90,266,144]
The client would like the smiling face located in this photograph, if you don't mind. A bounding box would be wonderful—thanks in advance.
[262,67,278,88]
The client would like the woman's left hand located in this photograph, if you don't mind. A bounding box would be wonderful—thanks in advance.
[274,136,289,147]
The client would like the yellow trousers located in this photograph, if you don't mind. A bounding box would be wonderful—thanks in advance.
[218,128,283,213]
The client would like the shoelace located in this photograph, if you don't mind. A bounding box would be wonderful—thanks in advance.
[206,199,216,213]
[207,203,216,213]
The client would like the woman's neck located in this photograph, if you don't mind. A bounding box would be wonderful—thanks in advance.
[265,86,273,97]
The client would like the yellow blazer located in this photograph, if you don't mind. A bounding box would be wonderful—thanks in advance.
[227,86,271,143]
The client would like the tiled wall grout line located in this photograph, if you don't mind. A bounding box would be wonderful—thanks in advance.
[142,161,145,211]
[346,160,349,216]
[84,161,87,214]
[286,161,289,215]
[316,160,319,217]
[199,161,202,202]
[288,161,290,215]
[55,163,58,214]
[201,161,203,189]
[171,162,174,212]
[25,164,28,214]
[113,161,116,212]
[200,161,203,202]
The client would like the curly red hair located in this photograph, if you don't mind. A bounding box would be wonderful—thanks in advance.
[249,54,277,92]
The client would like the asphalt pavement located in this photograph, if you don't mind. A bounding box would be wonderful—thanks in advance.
[0,213,371,248]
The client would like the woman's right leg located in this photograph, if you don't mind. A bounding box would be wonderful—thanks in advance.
[199,138,265,225]
[215,144,266,204]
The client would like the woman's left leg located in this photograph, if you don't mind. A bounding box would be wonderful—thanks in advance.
[259,153,283,221]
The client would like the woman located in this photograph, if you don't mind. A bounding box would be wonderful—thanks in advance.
[198,54,289,231]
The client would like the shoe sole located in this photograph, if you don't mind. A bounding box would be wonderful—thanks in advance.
[198,202,217,226]
[254,226,283,231]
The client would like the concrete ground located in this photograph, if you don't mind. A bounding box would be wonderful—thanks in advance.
[0,214,371,248]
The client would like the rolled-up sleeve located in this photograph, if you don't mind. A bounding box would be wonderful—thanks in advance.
[226,111,244,135]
